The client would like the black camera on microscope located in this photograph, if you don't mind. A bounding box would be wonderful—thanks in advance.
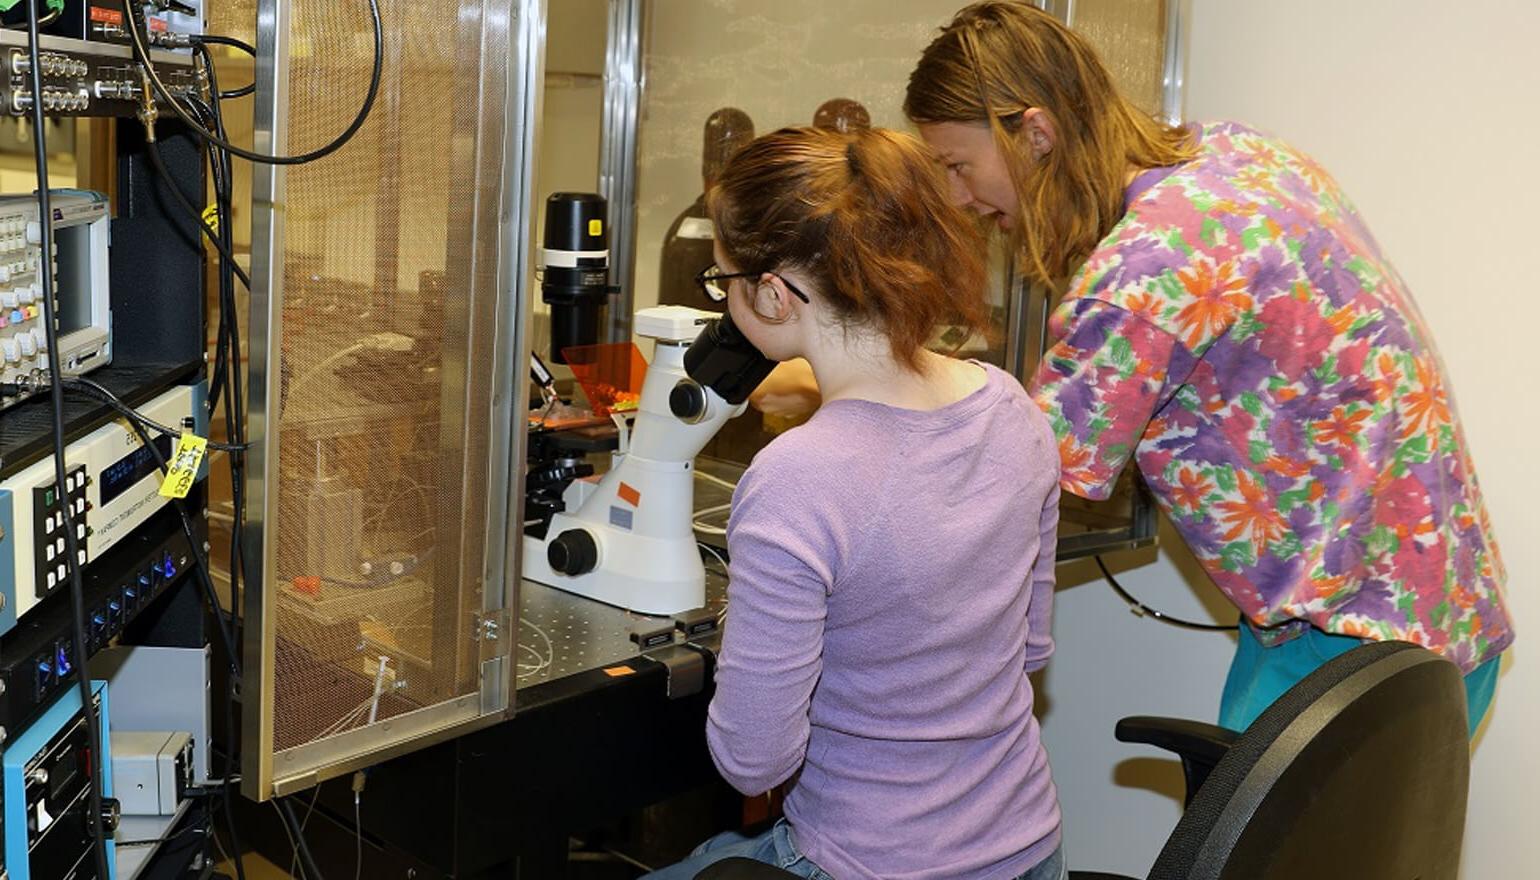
[540,192,617,363]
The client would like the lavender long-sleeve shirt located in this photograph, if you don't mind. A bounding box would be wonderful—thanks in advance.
[708,364,1062,880]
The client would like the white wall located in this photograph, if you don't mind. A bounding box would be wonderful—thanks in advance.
[1180,2,1539,876]
[1037,531,1237,874]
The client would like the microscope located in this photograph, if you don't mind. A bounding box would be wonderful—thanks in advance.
[525,193,773,615]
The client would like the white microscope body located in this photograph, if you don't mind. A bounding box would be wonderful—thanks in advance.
[523,306,746,615]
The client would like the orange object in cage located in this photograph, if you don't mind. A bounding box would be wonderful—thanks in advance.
[561,341,648,417]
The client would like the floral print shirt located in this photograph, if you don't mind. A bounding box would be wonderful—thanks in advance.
[1030,122,1511,671]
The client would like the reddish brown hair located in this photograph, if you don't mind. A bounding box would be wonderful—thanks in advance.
[707,126,987,371]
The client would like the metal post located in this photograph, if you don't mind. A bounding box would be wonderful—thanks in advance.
[492,0,548,715]
[1161,0,1186,124]
[241,0,292,804]
[599,0,644,343]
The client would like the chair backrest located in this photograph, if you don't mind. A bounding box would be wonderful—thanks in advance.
[1148,641,1470,880]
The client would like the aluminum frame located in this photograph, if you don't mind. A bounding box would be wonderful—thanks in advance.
[497,0,549,715]
[240,0,289,805]
[1033,0,1073,25]
[1161,0,1187,123]
[241,0,542,802]
[599,0,645,343]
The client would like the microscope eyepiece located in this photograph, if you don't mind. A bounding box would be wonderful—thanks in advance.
[682,310,775,406]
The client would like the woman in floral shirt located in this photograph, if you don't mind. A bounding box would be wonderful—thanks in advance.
[899,1,1511,733]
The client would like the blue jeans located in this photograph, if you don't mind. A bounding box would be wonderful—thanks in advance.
[640,819,1068,880]
[1219,622,1502,736]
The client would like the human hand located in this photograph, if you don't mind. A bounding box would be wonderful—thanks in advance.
[749,359,821,418]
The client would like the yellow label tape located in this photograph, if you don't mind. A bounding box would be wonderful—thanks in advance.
[159,432,208,499]
[202,204,219,234]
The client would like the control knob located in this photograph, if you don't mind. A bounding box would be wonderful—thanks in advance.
[668,379,709,423]
[548,529,598,576]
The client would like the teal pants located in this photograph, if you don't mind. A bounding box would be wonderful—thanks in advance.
[1219,623,1500,737]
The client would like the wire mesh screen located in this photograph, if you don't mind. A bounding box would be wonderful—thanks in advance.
[257,0,513,756]
[208,0,256,41]
[1071,0,1168,117]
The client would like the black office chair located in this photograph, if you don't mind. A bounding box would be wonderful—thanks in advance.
[699,641,1471,880]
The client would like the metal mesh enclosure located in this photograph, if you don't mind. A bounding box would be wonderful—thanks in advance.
[1072,0,1169,117]
[254,0,515,761]
[627,0,1017,465]
[208,0,257,42]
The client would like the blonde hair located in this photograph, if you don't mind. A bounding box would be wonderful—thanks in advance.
[708,127,988,372]
[905,0,1197,286]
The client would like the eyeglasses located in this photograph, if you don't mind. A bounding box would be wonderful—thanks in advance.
[694,264,811,305]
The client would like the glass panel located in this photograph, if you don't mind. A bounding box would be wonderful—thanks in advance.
[531,0,609,364]
[1072,0,1168,116]
[1053,0,1168,556]
[252,0,514,770]
[632,0,1017,466]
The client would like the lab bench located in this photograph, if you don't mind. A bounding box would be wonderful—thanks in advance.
[235,456,1152,878]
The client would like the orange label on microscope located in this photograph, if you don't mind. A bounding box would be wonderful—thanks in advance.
[617,482,641,507]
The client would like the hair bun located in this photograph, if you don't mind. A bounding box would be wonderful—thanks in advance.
[706,125,989,372]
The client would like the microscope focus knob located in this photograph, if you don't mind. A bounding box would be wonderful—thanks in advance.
[669,379,708,423]
[549,529,598,576]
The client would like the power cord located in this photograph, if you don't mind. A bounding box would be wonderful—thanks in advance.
[269,786,317,879]
[73,22,265,874]
[352,770,366,880]
[277,796,327,880]
[58,376,249,451]
[147,72,256,876]
[181,89,239,412]
[98,386,251,879]
[121,10,378,875]
[122,0,382,165]
[141,134,251,290]
[23,3,110,877]
[191,34,256,99]
[193,78,257,880]
[171,47,254,625]
[194,34,254,54]
[95,395,240,676]
[132,38,263,875]
[17,17,268,874]
[1094,556,1238,632]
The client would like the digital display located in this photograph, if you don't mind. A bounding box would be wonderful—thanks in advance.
[100,434,174,505]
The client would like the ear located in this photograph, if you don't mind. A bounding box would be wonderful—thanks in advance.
[756,273,802,323]
[1019,108,1056,160]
